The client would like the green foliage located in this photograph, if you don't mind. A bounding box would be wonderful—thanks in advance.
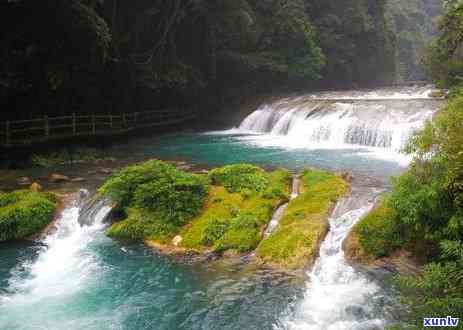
[354,202,403,258]
[424,1,463,87]
[134,172,208,226]
[394,257,463,327]
[0,190,56,242]
[208,164,269,193]
[180,167,291,253]
[201,218,230,246]
[102,160,208,241]
[107,207,179,242]
[256,169,349,268]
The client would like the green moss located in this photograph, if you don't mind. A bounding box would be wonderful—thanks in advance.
[256,169,349,269]
[0,190,57,242]
[107,207,179,243]
[180,168,291,252]
[352,200,403,259]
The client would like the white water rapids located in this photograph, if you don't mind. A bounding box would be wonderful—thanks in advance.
[0,197,113,328]
[282,187,388,330]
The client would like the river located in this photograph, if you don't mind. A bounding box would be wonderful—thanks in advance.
[0,86,442,329]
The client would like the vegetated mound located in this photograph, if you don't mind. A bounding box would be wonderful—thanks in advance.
[256,169,350,269]
[100,161,352,268]
[0,190,57,242]
[99,161,292,254]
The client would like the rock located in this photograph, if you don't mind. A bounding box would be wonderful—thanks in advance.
[336,171,353,182]
[30,182,42,192]
[71,177,86,183]
[48,173,70,183]
[17,177,31,185]
[98,168,113,174]
[172,235,183,247]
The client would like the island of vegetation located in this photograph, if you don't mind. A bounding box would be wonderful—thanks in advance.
[99,160,349,269]
[0,190,57,242]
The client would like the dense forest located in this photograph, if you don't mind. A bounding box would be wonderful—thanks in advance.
[0,0,398,121]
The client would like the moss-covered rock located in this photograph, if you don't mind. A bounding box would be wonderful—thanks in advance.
[0,190,57,242]
[256,169,350,269]
[179,168,291,253]
[344,199,403,263]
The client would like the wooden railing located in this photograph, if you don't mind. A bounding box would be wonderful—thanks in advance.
[0,109,196,146]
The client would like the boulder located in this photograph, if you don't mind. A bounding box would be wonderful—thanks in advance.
[48,173,70,183]
[30,182,42,192]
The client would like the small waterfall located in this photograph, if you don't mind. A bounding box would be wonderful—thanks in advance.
[0,192,113,307]
[264,176,300,237]
[238,87,442,152]
[282,187,394,330]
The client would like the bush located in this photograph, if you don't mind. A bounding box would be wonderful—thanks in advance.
[354,202,403,258]
[102,160,209,241]
[134,172,208,226]
[107,207,179,242]
[208,164,269,193]
[0,190,57,242]
[201,218,230,246]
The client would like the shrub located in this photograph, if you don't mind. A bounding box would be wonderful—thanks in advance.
[107,207,180,242]
[0,190,57,242]
[354,202,403,258]
[103,160,209,240]
[208,164,269,193]
[201,218,230,246]
[134,172,208,226]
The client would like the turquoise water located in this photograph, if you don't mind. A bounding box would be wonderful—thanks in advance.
[116,132,407,185]
[0,131,406,330]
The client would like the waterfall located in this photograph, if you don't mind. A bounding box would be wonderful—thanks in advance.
[0,193,113,310]
[282,187,393,330]
[238,87,442,152]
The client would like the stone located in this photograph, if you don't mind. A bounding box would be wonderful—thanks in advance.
[17,177,31,185]
[30,182,42,192]
[336,171,353,182]
[172,235,183,247]
[99,168,113,174]
[71,177,86,182]
[48,173,70,183]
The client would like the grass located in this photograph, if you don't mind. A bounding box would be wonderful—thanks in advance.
[0,190,57,242]
[256,169,349,269]
[178,168,291,252]
[345,200,403,262]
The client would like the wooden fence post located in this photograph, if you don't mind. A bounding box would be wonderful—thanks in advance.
[122,113,126,128]
[92,114,96,134]
[72,113,76,135]
[44,115,49,137]
[5,121,10,145]
[109,114,113,129]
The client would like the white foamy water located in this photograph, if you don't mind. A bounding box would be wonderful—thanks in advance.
[283,189,388,330]
[0,198,112,308]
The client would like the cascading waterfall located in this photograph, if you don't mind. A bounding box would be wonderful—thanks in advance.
[238,86,442,152]
[283,187,392,330]
[0,194,113,328]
